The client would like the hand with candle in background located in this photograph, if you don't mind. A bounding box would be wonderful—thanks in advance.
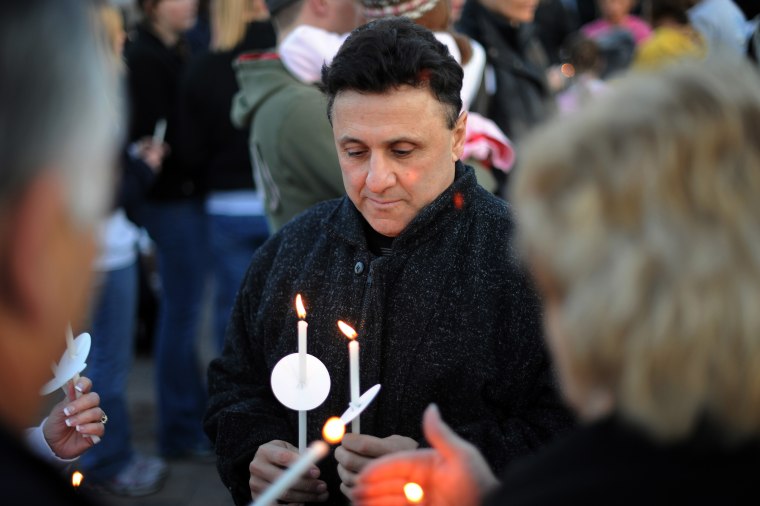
[352,405,499,506]
[133,137,168,173]
[249,440,329,504]
[43,376,106,459]
[335,432,419,500]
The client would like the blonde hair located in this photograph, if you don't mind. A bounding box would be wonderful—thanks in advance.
[95,4,125,67]
[211,0,268,51]
[514,59,760,442]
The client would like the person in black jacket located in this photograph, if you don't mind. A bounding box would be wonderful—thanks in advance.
[456,0,553,144]
[0,0,119,504]
[353,58,760,506]
[178,0,275,355]
[204,18,571,506]
[124,0,213,461]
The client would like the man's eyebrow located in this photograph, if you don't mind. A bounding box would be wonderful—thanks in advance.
[337,135,363,144]
[337,135,421,145]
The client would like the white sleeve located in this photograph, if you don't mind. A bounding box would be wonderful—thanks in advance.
[25,419,78,467]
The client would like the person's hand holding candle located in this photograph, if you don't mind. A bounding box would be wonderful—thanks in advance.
[43,376,106,459]
[248,440,329,504]
[351,404,499,506]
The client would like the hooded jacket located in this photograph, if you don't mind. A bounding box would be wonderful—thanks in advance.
[205,163,573,505]
[231,54,345,231]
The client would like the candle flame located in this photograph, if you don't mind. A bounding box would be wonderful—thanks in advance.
[337,321,358,340]
[296,294,307,319]
[404,482,424,503]
[72,471,84,488]
[322,417,346,444]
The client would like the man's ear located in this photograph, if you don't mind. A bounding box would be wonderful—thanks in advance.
[4,173,64,323]
[452,110,468,162]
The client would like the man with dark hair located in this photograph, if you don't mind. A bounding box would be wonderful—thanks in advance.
[206,17,571,506]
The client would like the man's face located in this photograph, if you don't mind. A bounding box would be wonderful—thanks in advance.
[332,85,466,237]
[479,0,539,23]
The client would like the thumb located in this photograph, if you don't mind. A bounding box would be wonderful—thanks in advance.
[423,404,469,462]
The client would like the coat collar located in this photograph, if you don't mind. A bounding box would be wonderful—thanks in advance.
[324,162,479,253]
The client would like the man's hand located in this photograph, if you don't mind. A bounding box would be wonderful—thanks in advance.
[352,404,499,506]
[43,376,105,459]
[335,432,419,500]
[249,440,328,504]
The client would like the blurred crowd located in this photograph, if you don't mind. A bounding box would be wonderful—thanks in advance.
[3,0,760,503]
[86,0,760,498]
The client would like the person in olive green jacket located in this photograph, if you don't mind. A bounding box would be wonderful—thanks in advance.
[231,0,359,232]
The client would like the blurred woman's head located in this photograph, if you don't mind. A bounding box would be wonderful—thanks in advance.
[598,0,635,24]
[514,59,760,443]
[642,0,691,26]
[211,0,269,51]
[139,0,198,36]
[95,4,126,63]
[478,0,539,24]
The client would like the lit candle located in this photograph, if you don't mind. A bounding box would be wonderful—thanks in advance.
[404,482,424,503]
[250,440,329,506]
[322,416,346,445]
[295,294,308,454]
[71,471,84,489]
[337,321,360,433]
[295,295,307,386]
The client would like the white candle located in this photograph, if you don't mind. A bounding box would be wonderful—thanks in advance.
[152,118,167,145]
[250,441,329,506]
[349,340,360,434]
[295,294,308,454]
[63,327,101,444]
[298,410,307,455]
[298,320,307,386]
[337,321,361,434]
[66,325,76,359]
[295,294,308,386]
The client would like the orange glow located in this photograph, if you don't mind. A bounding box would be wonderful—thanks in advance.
[72,471,84,488]
[296,294,306,319]
[337,320,358,340]
[322,417,346,444]
[560,63,575,78]
[404,482,424,503]
[453,191,464,210]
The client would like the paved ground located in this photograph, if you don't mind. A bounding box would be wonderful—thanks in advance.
[71,300,236,506]
[90,356,235,506]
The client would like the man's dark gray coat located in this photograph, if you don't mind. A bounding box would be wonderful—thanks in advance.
[204,164,572,505]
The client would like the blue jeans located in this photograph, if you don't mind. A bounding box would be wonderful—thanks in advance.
[139,200,209,455]
[80,262,138,481]
[208,213,269,353]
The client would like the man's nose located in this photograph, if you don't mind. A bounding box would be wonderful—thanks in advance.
[365,153,396,193]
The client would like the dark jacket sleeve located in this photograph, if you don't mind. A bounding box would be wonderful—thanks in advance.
[118,151,156,214]
[203,237,296,506]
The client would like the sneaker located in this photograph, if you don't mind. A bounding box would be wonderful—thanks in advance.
[101,455,169,497]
